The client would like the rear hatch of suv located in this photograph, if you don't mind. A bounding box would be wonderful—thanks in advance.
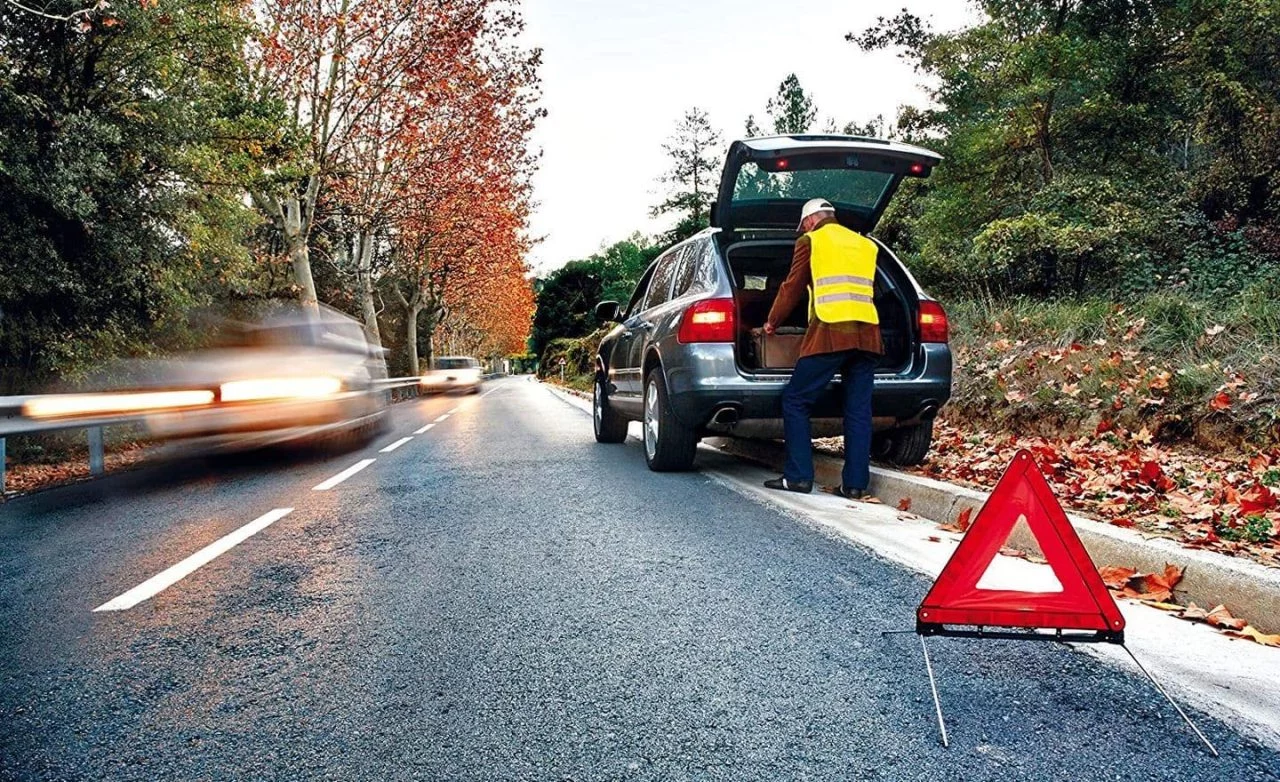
[710,135,942,375]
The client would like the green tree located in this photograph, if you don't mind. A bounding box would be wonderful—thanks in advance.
[530,236,662,359]
[766,73,816,135]
[0,1,278,390]
[652,107,723,244]
[850,0,1279,299]
[530,261,603,361]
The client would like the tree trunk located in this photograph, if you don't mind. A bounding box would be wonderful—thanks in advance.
[281,195,319,314]
[257,175,321,316]
[356,232,382,347]
[406,302,423,375]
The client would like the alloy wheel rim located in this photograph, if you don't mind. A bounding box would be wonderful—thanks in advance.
[644,381,659,459]
[593,380,603,433]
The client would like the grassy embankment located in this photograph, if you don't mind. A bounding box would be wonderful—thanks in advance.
[944,290,1280,451]
[538,329,607,393]
[896,290,1280,565]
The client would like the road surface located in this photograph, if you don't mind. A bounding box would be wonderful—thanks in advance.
[1,377,1277,780]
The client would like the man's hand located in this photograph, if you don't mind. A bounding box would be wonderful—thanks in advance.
[762,322,776,336]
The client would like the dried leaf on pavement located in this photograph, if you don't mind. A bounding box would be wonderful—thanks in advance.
[1181,602,1209,621]
[1099,566,1137,590]
[1238,626,1280,647]
[1099,563,1182,602]
[897,497,912,512]
[1206,604,1248,631]
[938,507,973,533]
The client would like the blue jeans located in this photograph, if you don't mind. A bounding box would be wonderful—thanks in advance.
[782,350,876,489]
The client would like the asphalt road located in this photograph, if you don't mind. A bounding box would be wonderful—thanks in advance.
[1,377,1277,781]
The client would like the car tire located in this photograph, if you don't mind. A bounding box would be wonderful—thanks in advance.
[884,420,934,466]
[593,374,628,444]
[642,368,697,472]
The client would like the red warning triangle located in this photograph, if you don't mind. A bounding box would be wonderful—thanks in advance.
[917,450,1125,635]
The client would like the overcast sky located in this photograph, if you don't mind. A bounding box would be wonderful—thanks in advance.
[519,0,980,274]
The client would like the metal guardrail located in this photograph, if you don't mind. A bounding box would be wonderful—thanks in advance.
[0,376,428,494]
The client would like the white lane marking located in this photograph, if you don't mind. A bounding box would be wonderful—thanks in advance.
[434,413,451,423]
[414,423,436,435]
[312,458,376,491]
[94,508,294,612]
[447,406,460,414]
[380,436,413,453]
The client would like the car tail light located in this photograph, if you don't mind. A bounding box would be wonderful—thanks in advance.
[918,300,949,343]
[678,298,736,344]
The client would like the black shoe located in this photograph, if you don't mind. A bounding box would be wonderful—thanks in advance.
[834,485,871,500]
[764,476,812,494]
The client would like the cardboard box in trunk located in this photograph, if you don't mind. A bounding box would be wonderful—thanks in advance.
[751,327,806,369]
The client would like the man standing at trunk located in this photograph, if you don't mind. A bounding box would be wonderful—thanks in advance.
[761,198,882,499]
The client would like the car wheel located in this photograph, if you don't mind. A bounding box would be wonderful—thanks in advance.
[642,369,697,472]
[593,375,628,444]
[884,420,934,466]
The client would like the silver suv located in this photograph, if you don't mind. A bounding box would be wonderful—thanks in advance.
[593,135,952,471]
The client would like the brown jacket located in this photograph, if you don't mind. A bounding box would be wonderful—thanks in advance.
[766,217,883,359]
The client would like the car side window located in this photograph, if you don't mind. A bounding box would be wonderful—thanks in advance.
[673,240,717,298]
[623,265,656,320]
[642,250,681,311]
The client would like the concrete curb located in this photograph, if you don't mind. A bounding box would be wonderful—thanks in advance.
[712,437,1280,635]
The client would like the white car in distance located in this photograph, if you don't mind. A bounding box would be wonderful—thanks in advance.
[421,356,483,395]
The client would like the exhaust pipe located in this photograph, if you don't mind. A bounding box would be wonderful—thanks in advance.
[711,406,740,427]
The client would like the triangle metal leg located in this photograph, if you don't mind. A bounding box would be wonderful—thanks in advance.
[920,634,949,748]
[1122,644,1219,757]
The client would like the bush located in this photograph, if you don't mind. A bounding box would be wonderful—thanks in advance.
[537,328,607,390]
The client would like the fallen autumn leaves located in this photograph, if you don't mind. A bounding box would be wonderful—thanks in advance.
[1098,563,1279,647]
[894,420,1280,568]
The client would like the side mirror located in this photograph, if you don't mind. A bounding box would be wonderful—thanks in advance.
[595,301,620,322]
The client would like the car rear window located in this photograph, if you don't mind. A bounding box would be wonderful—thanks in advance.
[733,162,894,211]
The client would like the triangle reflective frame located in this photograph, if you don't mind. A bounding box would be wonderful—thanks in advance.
[916,450,1125,636]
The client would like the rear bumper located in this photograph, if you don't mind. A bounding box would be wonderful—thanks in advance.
[662,343,952,431]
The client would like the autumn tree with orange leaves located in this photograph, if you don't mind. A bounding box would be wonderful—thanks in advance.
[242,0,540,370]
[376,5,541,371]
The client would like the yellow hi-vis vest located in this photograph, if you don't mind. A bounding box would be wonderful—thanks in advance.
[806,222,880,325]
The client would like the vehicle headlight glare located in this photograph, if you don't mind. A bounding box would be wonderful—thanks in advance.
[220,377,343,402]
[23,390,216,419]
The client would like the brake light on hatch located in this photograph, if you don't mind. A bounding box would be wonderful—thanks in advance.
[918,300,949,343]
[678,298,736,344]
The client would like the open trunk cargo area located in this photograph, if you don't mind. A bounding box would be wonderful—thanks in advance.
[723,238,915,374]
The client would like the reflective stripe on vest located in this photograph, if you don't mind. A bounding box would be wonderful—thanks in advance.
[806,222,880,325]
[814,274,874,288]
[815,291,874,305]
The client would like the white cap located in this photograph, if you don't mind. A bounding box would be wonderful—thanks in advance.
[798,198,835,229]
